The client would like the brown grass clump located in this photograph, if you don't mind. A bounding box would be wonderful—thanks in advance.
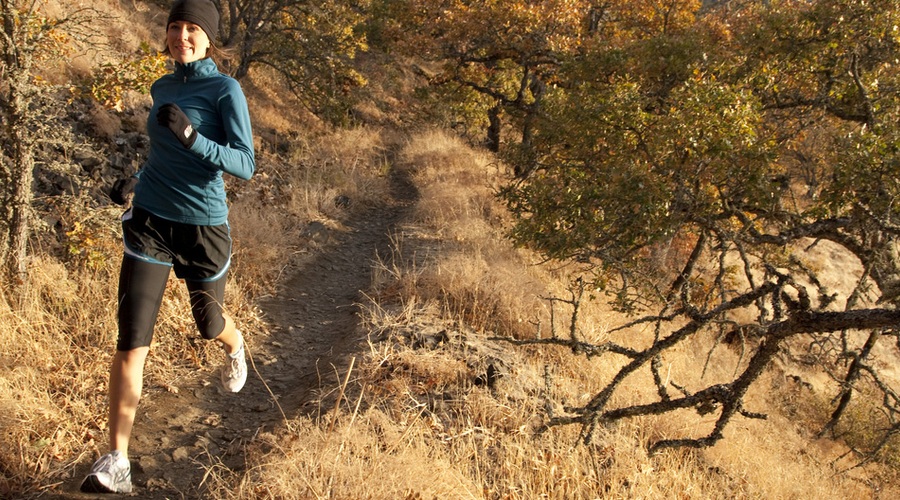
[0,250,117,494]
[388,129,552,338]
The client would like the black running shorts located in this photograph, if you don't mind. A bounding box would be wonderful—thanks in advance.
[121,206,231,282]
[116,207,232,350]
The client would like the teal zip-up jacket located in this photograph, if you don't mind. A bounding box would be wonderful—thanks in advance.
[133,57,255,226]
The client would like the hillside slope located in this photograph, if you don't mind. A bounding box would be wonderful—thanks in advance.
[3,1,900,498]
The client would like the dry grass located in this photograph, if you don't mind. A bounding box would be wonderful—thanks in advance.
[0,253,116,495]
[2,1,899,497]
[192,128,898,499]
[387,130,554,338]
[3,119,896,498]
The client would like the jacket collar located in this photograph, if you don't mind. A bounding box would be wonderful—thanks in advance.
[173,57,218,81]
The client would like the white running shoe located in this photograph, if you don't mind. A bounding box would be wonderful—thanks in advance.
[80,449,133,494]
[220,332,247,393]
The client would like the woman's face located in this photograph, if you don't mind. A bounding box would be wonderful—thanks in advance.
[166,20,210,64]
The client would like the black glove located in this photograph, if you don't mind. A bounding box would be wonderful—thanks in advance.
[110,177,138,205]
[157,103,197,148]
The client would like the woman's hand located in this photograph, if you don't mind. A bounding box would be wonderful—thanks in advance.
[110,177,138,205]
[157,103,197,148]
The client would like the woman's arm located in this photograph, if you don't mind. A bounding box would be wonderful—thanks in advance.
[190,78,256,180]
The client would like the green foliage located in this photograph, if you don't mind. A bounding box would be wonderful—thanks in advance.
[504,69,779,272]
[415,81,495,140]
[64,216,116,271]
[222,0,370,123]
[382,0,594,146]
[81,43,169,111]
[498,0,900,292]
[826,126,900,216]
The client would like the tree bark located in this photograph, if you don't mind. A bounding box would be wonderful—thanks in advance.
[1,1,37,288]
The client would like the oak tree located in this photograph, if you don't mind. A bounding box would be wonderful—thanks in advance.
[219,0,368,121]
[498,0,900,462]
[382,0,590,156]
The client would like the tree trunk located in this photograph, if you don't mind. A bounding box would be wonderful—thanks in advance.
[1,1,37,289]
[514,76,545,178]
[7,127,32,284]
[486,105,501,153]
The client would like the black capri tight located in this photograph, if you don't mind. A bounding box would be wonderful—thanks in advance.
[116,256,227,351]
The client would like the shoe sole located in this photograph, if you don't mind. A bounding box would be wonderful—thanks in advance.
[80,474,132,494]
[220,381,246,393]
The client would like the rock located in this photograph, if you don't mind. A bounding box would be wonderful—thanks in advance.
[172,446,191,462]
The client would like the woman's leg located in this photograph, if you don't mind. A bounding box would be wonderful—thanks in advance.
[187,276,246,392]
[108,347,149,455]
[215,313,241,354]
[186,276,241,353]
[112,256,170,456]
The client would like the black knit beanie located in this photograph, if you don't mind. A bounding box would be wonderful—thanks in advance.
[167,0,219,44]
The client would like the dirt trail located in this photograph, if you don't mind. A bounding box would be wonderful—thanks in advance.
[61,171,417,499]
